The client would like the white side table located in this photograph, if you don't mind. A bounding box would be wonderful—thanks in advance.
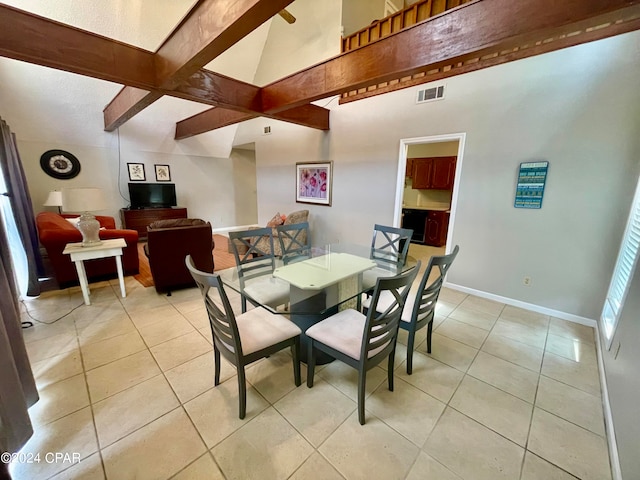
[63,238,127,306]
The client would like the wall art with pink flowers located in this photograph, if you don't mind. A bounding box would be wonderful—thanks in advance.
[296,161,332,206]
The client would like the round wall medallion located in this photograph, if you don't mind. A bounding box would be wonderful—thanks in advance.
[40,150,81,179]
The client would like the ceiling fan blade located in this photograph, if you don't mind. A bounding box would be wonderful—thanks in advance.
[278,9,296,24]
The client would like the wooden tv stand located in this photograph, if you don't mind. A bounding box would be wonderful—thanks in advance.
[120,207,188,240]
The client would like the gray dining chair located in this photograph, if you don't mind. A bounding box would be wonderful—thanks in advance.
[364,245,459,374]
[276,222,311,265]
[228,227,290,313]
[306,262,420,425]
[363,224,414,290]
[186,256,302,419]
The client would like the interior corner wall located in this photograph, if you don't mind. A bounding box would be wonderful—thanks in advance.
[248,30,640,320]
[252,0,342,86]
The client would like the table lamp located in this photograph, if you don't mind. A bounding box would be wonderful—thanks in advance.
[43,190,63,213]
[61,187,107,247]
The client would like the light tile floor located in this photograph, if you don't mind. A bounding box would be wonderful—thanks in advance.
[11,274,611,480]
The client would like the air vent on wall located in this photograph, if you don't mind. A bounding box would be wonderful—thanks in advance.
[263,125,272,135]
[416,85,445,104]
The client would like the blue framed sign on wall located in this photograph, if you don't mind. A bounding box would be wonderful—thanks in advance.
[515,161,549,209]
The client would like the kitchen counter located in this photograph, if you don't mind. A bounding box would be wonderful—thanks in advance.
[402,204,450,212]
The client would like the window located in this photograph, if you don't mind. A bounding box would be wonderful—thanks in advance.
[601,177,640,348]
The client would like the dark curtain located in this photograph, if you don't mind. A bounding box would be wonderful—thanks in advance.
[0,118,43,297]
[0,211,38,468]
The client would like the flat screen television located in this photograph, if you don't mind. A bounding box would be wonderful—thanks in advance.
[128,183,177,209]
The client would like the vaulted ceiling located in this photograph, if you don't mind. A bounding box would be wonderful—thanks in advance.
[1,0,638,143]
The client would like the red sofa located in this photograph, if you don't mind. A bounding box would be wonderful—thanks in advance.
[36,212,139,288]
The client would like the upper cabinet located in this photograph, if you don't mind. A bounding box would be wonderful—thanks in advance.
[406,157,414,178]
[410,156,456,190]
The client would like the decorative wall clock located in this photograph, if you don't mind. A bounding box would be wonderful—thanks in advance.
[40,150,81,179]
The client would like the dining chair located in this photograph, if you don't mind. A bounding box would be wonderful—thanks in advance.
[365,245,459,374]
[363,224,414,290]
[306,261,420,425]
[186,255,302,419]
[276,222,311,265]
[228,227,290,313]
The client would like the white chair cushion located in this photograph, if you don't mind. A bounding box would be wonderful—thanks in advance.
[236,307,301,355]
[306,309,366,360]
[363,285,433,325]
[362,267,395,290]
[244,276,290,308]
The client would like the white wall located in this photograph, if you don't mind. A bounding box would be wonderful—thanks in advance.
[341,0,385,37]
[253,0,342,86]
[238,30,640,320]
[19,138,257,230]
[0,1,264,230]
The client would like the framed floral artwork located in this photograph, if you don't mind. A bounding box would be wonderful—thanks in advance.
[154,164,171,182]
[296,161,332,206]
[127,163,146,181]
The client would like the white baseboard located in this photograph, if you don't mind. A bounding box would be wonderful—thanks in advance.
[444,283,597,327]
[445,282,621,478]
[594,323,623,480]
[212,224,259,235]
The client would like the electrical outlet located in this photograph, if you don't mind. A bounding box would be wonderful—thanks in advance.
[523,276,532,286]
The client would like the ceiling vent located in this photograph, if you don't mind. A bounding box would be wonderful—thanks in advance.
[416,85,445,104]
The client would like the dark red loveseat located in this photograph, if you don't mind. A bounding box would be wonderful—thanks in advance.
[36,212,139,288]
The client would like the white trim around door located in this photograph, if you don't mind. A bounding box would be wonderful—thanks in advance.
[395,133,466,253]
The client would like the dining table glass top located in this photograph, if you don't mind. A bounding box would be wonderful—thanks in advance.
[217,243,416,316]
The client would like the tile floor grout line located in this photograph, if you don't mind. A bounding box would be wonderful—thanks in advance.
[23,283,607,480]
[87,289,209,478]
[124,298,218,479]
[72,313,108,480]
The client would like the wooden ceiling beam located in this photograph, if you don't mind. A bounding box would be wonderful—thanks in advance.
[174,102,329,140]
[175,108,258,140]
[0,4,156,89]
[103,0,293,131]
[261,0,640,113]
[155,0,294,90]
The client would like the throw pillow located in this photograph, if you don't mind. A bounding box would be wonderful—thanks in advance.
[266,212,284,228]
[65,217,80,229]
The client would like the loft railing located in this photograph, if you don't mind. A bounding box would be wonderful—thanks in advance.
[341,0,473,53]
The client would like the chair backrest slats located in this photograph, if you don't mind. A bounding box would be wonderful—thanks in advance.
[276,222,311,265]
[370,224,413,272]
[229,227,278,285]
[410,245,460,324]
[361,261,420,360]
[186,255,244,358]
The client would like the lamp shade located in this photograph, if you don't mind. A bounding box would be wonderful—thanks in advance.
[61,188,106,213]
[43,190,63,207]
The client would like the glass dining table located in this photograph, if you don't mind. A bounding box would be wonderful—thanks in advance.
[218,243,416,363]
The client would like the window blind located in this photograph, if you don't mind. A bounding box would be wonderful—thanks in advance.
[602,178,640,347]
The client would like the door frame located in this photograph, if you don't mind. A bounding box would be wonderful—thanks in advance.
[394,133,466,253]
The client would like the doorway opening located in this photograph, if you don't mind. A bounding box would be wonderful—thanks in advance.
[394,133,465,266]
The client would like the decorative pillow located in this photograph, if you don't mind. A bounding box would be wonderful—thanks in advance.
[284,210,309,225]
[65,217,80,229]
[266,212,284,228]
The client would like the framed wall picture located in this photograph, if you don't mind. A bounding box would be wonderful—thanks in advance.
[514,161,549,209]
[296,161,332,206]
[154,164,171,182]
[127,163,146,181]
